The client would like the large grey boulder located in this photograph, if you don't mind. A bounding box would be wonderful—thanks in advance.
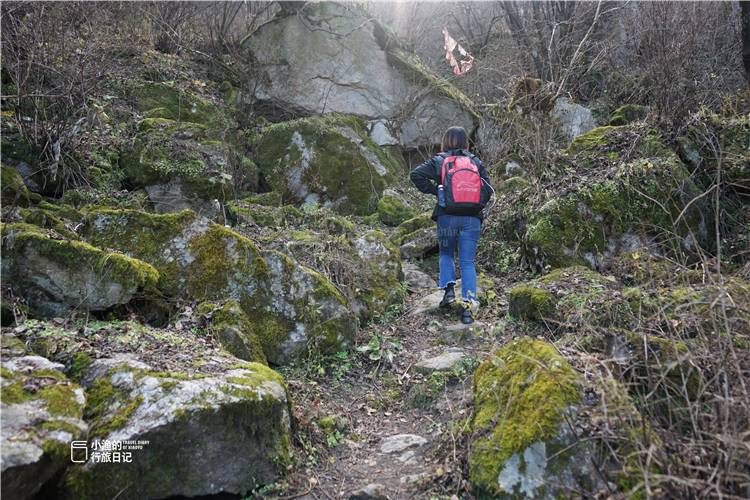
[1,355,87,500]
[64,357,293,499]
[242,2,476,149]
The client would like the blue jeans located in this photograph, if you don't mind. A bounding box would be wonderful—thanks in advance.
[437,215,480,301]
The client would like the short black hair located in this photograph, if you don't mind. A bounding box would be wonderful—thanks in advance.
[441,126,468,152]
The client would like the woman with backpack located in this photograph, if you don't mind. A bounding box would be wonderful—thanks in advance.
[410,126,494,325]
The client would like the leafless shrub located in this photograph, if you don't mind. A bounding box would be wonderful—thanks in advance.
[1,2,122,193]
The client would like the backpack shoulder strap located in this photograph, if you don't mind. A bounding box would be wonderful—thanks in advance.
[439,154,457,184]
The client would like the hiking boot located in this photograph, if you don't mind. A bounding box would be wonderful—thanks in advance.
[460,299,479,324]
[439,283,455,308]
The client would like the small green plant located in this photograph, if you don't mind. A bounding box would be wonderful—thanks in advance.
[373,301,405,325]
[356,333,402,364]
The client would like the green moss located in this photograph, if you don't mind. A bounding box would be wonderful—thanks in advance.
[82,208,195,294]
[186,224,262,299]
[392,212,433,245]
[508,285,555,321]
[38,384,81,417]
[609,104,649,126]
[130,82,221,128]
[84,376,144,438]
[323,215,355,235]
[1,164,30,207]
[0,379,26,404]
[227,201,305,229]
[242,191,282,206]
[17,206,80,239]
[524,152,703,271]
[469,338,580,496]
[210,301,267,364]
[500,176,529,193]
[568,125,623,153]
[68,352,92,381]
[1,364,83,418]
[377,195,416,227]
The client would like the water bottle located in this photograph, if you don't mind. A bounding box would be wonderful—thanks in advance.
[437,185,446,208]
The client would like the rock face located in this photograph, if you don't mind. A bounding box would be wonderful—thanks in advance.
[1,223,159,317]
[551,97,597,142]
[64,357,292,499]
[255,114,403,215]
[82,209,356,363]
[242,2,476,149]
[469,338,602,498]
[1,355,87,500]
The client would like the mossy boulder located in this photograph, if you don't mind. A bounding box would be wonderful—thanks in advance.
[377,194,417,226]
[508,266,616,323]
[261,227,404,323]
[10,203,83,240]
[128,81,225,130]
[500,176,529,194]
[1,164,30,207]
[121,117,236,217]
[609,104,649,126]
[1,354,87,500]
[226,200,303,228]
[678,109,749,189]
[508,285,555,321]
[1,223,159,317]
[524,126,707,271]
[203,301,267,364]
[64,357,292,499]
[81,209,357,363]
[392,212,437,259]
[470,338,601,498]
[255,114,403,215]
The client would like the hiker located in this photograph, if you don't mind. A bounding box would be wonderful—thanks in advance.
[410,126,494,324]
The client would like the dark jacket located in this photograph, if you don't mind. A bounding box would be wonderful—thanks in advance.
[409,149,493,222]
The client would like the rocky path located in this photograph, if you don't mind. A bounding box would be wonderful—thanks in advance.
[280,262,510,499]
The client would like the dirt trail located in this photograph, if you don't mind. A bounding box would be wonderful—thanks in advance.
[280,264,512,499]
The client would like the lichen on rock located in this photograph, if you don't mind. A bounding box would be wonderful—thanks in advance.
[1,354,87,500]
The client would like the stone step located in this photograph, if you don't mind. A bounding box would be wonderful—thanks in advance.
[379,434,428,454]
[414,348,468,374]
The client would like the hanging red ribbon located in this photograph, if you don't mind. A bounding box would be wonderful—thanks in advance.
[443,28,474,76]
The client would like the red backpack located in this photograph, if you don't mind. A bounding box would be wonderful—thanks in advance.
[440,154,487,215]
